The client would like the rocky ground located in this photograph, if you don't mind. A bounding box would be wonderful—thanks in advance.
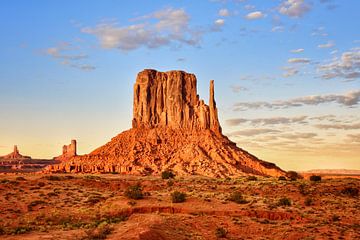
[0,174,359,240]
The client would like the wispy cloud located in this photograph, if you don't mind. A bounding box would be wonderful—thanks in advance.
[82,8,202,51]
[233,90,360,111]
[279,0,311,18]
[45,42,95,71]
[229,129,281,137]
[226,116,307,126]
[218,8,230,17]
[245,11,265,20]
[290,48,304,53]
[282,66,299,77]
[318,41,335,48]
[230,85,248,93]
[318,47,360,80]
[315,123,360,130]
[288,58,310,63]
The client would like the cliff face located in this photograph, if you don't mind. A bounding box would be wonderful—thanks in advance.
[54,140,77,161]
[132,70,221,133]
[46,69,285,177]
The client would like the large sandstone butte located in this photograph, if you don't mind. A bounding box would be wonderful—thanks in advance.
[54,140,77,161]
[47,69,285,177]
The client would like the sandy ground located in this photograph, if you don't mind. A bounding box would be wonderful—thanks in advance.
[0,174,359,239]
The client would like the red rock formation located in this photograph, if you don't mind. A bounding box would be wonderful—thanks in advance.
[54,140,77,161]
[46,69,285,177]
[0,145,31,160]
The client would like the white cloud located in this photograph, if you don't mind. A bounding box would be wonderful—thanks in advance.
[271,26,284,32]
[288,58,310,63]
[245,11,264,20]
[318,41,335,48]
[82,8,202,51]
[290,48,304,53]
[230,85,248,93]
[214,18,225,26]
[218,8,230,17]
[315,123,360,130]
[244,5,255,11]
[318,48,360,80]
[227,116,307,126]
[279,0,311,18]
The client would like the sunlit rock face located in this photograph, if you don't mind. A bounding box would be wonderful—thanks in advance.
[46,69,285,177]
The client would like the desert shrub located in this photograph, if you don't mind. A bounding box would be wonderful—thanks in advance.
[85,195,104,204]
[161,170,175,179]
[304,197,313,206]
[332,215,340,222]
[0,226,4,235]
[82,224,113,240]
[229,191,249,204]
[38,182,46,187]
[309,175,321,182]
[12,226,32,235]
[215,227,227,238]
[247,176,257,181]
[278,176,286,181]
[298,184,309,195]
[277,197,291,206]
[124,183,144,200]
[16,176,26,181]
[28,200,47,211]
[286,171,301,181]
[171,191,186,203]
[341,187,359,197]
[167,180,174,187]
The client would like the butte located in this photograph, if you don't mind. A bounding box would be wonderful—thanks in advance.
[47,69,285,177]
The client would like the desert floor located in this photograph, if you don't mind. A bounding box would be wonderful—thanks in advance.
[0,174,359,240]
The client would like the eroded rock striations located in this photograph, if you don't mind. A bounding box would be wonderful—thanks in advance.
[46,69,285,177]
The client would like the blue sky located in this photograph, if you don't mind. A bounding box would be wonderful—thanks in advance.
[0,0,359,170]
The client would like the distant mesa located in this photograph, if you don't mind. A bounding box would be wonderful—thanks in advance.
[46,69,285,177]
[0,145,31,160]
[54,140,77,161]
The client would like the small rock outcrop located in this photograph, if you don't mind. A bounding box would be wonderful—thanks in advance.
[54,140,77,161]
[0,145,31,160]
[46,69,285,177]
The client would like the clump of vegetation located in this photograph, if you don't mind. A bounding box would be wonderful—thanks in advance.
[85,195,105,204]
[15,176,26,181]
[286,171,301,181]
[11,226,32,235]
[28,200,47,211]
[228,191,249,204]
[332,215,341,222]
[124,183,144,200]
[278,176,287,181]
[298,184,309,195]
[161,170,175,179]
[277,197,291,207]
[171,191,186,203]
[341,187,359,197]
[309,175,321,182]
[304,197,313,206]
[167,180,174,187]
[247,176,257,181]
[82,223,113,240]
[215,227,227,238]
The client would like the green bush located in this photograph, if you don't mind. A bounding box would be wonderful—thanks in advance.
[229,191,249,204]
[171,191,186,203]
[162,170,175,179]
[277,197,291,206]
[309,175,321,182]
[215,227,227,238]
[124,183,144,200]
[304,197,313,206]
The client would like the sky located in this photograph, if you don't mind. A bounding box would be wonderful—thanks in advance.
[0,0,359,171]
